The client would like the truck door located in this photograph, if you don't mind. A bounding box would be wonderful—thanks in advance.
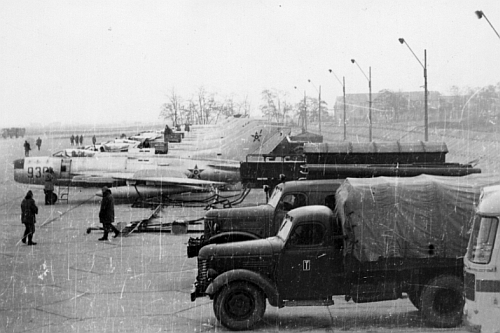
[277,221,343,300]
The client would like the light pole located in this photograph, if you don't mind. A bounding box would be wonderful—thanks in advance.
[476,10,500,41]
[328,69,347,140]
[351,59,372,141]
[398,38,428,141]
[308,80,322,134]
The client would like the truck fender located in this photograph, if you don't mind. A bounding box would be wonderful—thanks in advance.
[208,231,260,244]
[206,269,280,307]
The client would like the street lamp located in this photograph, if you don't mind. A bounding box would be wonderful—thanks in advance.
[308,80,322,134]
[398,38,428,141]
[328,69,347,140]
[351,59,372,141]
[476,10,500,41]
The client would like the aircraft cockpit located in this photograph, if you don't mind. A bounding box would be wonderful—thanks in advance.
[53,149,97,158]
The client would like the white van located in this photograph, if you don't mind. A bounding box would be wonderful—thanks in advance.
[464,185,500,332]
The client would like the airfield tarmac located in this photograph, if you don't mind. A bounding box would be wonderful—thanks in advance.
[0,127,474,333]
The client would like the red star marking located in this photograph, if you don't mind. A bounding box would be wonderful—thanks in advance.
[188,165,204,179]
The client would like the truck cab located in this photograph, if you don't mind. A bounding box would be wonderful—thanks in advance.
[464,185,500,332]
[191,206,345,330]
[187,179,343,257]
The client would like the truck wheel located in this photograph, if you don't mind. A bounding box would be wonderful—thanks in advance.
[214,281,266,331]
[407,291,421,310]
[420,275,464,328]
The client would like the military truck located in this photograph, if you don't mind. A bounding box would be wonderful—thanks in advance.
[191,174,500,330]
[187,179,344,257]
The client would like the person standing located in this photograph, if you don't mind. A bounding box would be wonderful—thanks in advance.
[21,190,38,245]
[98,187,120,241]
[164,124,173,143]
[80,135,84,145]
[44,168,56,205]
[36,137,42,150]
[70,135,74,146]
[23,140,31,157]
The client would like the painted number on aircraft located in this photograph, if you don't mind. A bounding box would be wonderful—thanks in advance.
[27,166,48,178]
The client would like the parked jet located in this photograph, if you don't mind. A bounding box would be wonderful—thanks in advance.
[13,121,289,200]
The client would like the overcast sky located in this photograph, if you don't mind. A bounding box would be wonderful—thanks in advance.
[1,0,499,127]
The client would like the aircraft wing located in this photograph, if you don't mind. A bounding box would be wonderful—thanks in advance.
[69,171,136,187]
[206,163,240,171]
[112,174,227,186]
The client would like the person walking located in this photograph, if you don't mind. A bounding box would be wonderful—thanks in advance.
[21,190,38,245]
[23,140,31,157]
[36,137,42,150]
[98,186,120,241]
[44,168,56,205]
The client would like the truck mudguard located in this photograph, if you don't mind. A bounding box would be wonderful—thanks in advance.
[208,231,261,244]
[205,269,280,307]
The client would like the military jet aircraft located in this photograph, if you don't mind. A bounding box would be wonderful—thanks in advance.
[13,120,290,200]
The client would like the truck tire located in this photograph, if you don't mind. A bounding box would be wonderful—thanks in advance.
[214,281,266,331]
[420,275,464,328]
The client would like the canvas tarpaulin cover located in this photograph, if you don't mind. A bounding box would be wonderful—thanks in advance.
[335,174,500,262]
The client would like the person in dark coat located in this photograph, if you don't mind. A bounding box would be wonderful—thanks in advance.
[44,167,56,205]
[21,190,38,245]
[24,140,31,157]
[80,135,84,145]
[164,124,173,142]
[98,187,120,241]
[36,137,42,150]
[70,135,75,146]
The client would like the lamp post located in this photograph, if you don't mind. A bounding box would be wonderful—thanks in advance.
[351,59,372,141]
[475,10,500,41]
[308,80,322,134]
[328,69,347,140]
[398,38,428,141]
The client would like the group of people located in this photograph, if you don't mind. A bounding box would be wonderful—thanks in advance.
[70,134,84,146]
[22,137,43,157]
[20,171,119,245]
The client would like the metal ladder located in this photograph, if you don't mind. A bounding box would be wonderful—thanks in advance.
[58,159,72,203]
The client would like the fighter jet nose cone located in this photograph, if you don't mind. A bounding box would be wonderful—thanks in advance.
[13,158,24,169]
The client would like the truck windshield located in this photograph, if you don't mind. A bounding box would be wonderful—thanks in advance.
[277,215,293,241]
[267,186,283,208]
[467,215,498,264]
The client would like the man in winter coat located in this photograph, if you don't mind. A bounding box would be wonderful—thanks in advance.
[44,168,56,205]
[21,190,38,245]
[98,187,120,241]
[24,140,31,157]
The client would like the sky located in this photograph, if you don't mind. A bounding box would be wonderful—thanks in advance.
[1,0,499,127]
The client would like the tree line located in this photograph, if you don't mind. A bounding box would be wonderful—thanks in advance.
[159,83,500,127]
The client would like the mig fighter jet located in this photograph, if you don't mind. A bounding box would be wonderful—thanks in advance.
[13,120,290,200]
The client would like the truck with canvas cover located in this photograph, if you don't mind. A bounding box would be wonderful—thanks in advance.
[191,174,500,330]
